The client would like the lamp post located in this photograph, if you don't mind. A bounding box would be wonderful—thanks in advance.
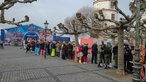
[44,20,49,42]
[133,0,141,81]
[44,20,48,59]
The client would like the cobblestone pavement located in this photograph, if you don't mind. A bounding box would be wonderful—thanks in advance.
[0,46,132,82]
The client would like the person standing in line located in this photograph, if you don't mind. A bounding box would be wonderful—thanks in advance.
[31,39,35,52]
[77,44,83,63]
[61,41,67,60]
[34,40,39,56]
[51,41,56,57]
[46,41,50,55]
[56,41,61,57]
[124,44,131,72]
[67,42,73,59]
[112,44,118,68]
[128,45,134,74]
[91,42,98,64]
[24,39,28,49]
[72,44,76,60]
[82,43,89,64]
[104,44,112,69]
[40,40,45,56]
[26,43,31,53]
[98,45,104,67]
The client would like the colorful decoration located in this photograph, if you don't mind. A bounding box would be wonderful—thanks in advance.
[5,24,43,45]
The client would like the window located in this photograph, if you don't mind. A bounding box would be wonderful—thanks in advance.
[111,14,115,20]
[111,2,114,9]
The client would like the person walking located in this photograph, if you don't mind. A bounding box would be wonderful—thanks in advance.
[91,42,98,64]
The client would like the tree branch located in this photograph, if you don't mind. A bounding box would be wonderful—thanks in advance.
[0,0,36,10]
[114,0,129,21]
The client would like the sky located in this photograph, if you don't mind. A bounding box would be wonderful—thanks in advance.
[0,0,132,29]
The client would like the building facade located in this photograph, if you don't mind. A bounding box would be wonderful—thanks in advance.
[93,0,118,26]
[93,0,118,44]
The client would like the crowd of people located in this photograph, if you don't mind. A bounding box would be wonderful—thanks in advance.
[23,38,145,76]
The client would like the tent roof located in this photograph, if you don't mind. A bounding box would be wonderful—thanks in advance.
[4,24,43,30]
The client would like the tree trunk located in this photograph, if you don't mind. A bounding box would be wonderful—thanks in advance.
[117,28,125,75]
[74,34,79,62]
[111,36,116,67]
[143,37,146,48]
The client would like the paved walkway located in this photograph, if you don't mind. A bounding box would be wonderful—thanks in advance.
[0,46,132,82]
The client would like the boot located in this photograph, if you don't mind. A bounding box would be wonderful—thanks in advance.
[98,64,101,67]
[104,65,108,69]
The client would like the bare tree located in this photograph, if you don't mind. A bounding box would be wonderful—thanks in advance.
[0,0,36,26]
[54,13,90,62]
[76,0,146,75]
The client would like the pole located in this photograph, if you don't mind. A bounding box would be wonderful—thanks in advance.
[133,0,141,81]
[44,28,47,59]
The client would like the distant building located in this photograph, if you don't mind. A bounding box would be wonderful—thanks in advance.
[93,0,118,26]
[93,0,118,44]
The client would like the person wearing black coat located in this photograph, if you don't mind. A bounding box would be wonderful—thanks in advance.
[26,43,31,53]
[112,45,118,68]
[124,44,131,72]
[61,42,67,60]
[91,42,98,64]
[66,42,73,59]
[82,43,89,64]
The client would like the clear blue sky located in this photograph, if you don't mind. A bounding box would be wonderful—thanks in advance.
[0,0,132,29]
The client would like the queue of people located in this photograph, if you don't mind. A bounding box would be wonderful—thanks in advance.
[23,38,145,76]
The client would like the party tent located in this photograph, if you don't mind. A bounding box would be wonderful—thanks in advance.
[5,24,43,45]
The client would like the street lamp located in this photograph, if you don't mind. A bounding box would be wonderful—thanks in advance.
[44,20,49,42]
[132,0,146,81]
[44,20,48,59]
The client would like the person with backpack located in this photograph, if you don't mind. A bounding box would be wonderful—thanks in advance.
[104,44,112,69]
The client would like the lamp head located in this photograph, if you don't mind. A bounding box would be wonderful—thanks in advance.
[44,20,48,28]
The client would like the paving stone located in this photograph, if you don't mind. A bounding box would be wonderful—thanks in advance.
[46,65,85,76]
[57,72,116,82]
[1,69,50,82]
[75,64,103,71]
[0,46,133,82]
[21,78,56,82]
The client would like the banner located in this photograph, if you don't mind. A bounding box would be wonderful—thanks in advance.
[1,29,5,41]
